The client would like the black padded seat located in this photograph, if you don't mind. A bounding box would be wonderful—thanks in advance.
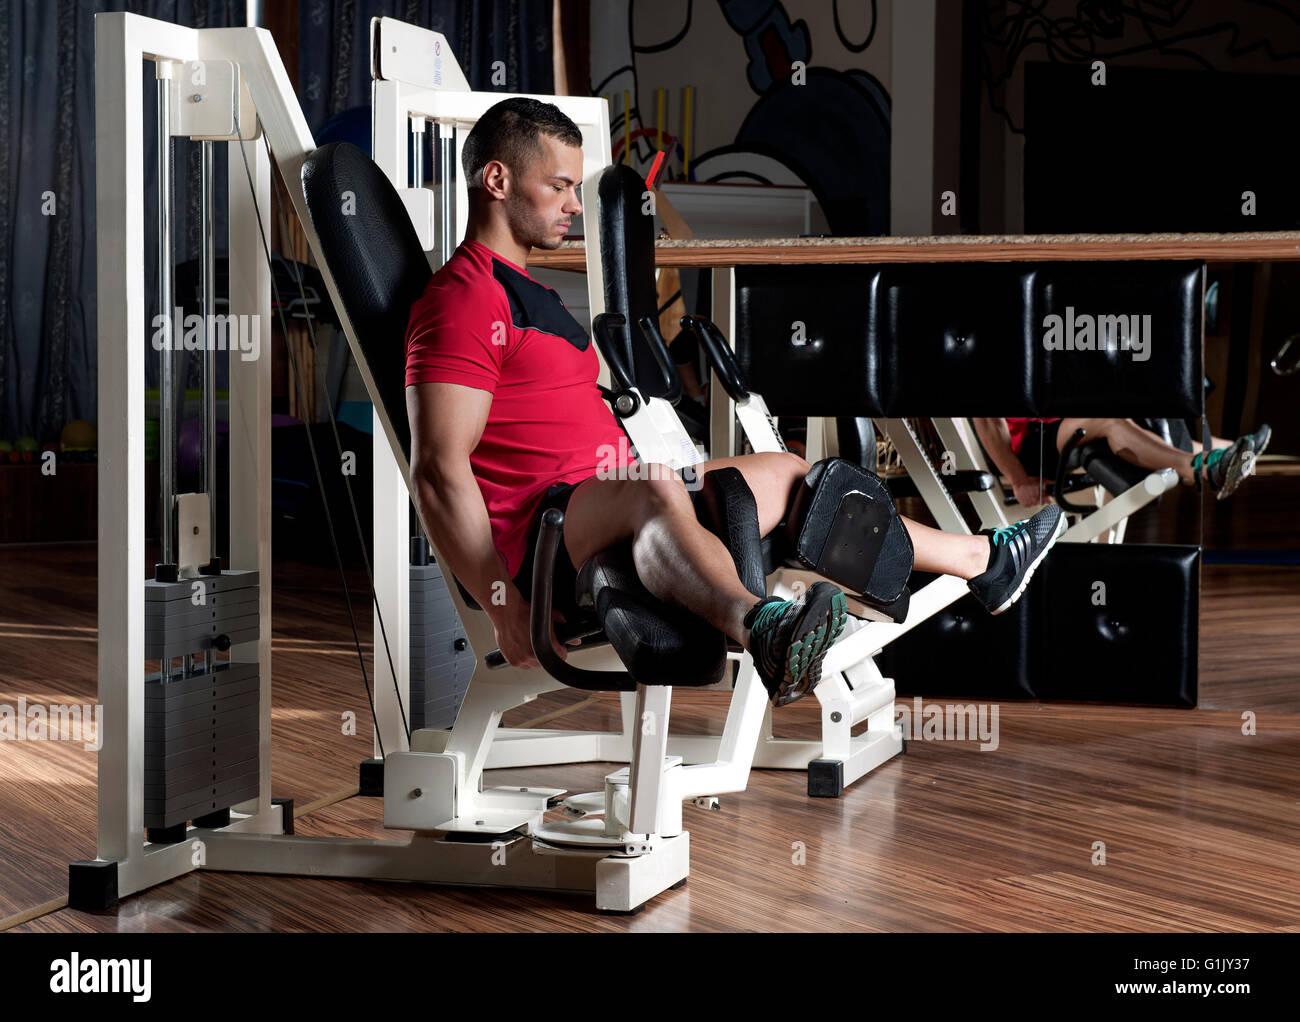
[575,547,727,686]
[300,142,754,689]
[1063,439,1150,496]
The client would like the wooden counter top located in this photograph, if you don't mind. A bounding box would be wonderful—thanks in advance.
[527,231,1300,271]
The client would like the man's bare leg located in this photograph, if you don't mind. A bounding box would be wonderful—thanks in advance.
[561,450,1028,653]
[1057,417,1201,483]
[696,452,996,581]
[561,464,761,648]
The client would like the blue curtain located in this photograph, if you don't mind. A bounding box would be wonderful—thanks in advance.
[0,0,553,445]
[298,0,554,139]
[0,0,245,446]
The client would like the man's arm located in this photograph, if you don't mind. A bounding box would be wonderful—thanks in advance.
[971,417,1051,507]
[406,381,563,667]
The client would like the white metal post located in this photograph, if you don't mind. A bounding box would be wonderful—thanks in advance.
[94,11,147,868]
[226,129,276,825]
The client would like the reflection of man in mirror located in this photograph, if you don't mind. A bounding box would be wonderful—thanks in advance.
[974,417,1269,505]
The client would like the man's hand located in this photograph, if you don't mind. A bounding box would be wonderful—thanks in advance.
[490,597,570,669]
[1012,476,1053,507]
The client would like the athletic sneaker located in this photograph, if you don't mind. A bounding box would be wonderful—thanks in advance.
[1194,436,1255,500]
[1245,423,1272,456]
[745,581,849,707]
[967,505,1067,616]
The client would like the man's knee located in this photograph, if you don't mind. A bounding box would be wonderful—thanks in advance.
[634,465,693,519]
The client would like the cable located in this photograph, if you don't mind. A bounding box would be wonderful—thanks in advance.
[257,129,411,748]
[227,110,409,754]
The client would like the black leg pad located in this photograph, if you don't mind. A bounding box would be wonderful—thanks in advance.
[782,458,914,606]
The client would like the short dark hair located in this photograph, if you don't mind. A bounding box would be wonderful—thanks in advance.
[461,98,583,188]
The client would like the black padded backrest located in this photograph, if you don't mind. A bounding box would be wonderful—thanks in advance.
[301,142,432,463]
[596,164,674,398]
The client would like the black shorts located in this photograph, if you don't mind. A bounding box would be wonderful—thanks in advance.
[512,480,587,624]
[512,468,705,623]
[1016,419,1062,479]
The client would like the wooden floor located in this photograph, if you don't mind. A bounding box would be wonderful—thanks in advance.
[2,537,1298,932]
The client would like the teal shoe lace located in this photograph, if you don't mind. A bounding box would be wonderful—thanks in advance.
[750,598,790,635]
[1191,446,1226,483]
[990,521,1027,547]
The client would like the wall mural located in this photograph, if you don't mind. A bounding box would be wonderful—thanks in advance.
[592,0,892,236]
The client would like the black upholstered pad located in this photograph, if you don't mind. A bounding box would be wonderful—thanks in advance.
[732,261,1204,418]
[597,164,673,398]
[880,543,1198,706]
[1032,262,1204,417]
[301,142,431,464]
[733,265,884,417]
[575,545,728,687]
[691,467,766,600]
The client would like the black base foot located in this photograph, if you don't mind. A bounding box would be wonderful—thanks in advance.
[146,823,189,844]
[669,878,687,890]
[273,797,295,835]
[68,859,119,910]
[192,808,230,829]
[808,758,845,798]
[599,903,646,916]
[359,758,384,797]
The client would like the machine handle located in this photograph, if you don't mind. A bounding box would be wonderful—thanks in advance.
[1054,428,1099,514]
[680,315,750,403]
[528,510,637,691]
[591,313,637,391]
[635,315,685,405]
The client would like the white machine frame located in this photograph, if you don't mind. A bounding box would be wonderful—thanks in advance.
[89,11,798,914]
[366,18,903,794]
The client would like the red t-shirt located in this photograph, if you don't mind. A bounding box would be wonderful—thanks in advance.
[1005,417,1062,454]
[404,240,633,578]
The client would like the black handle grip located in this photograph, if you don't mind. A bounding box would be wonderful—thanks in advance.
[636,315,684,405]
[680,315,750,403]
[530,509,636,691]
[592,313,636,391]
[1054,428,1098,514]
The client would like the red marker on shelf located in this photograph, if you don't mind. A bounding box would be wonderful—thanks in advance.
[646,150,666,190]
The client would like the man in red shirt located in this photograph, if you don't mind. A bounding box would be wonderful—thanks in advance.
[405,98,1064,706]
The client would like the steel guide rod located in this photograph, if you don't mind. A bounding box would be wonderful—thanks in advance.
[439,125,453,263]
[411,115,424,188]
[201,137,217,673]
[156,62,177,684]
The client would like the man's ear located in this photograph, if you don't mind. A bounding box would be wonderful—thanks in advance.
[480,159,510,200]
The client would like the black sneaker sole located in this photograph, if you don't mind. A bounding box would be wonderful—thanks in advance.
[771,584,849,707]
[1214,441,1256,501]
[988,512,1067,616]
[1251,425,1272,456]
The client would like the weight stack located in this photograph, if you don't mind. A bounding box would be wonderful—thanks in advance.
[410,559,474,731]
[143,571,261,831]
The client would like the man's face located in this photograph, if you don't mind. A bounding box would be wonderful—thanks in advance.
[501,134,583,250]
